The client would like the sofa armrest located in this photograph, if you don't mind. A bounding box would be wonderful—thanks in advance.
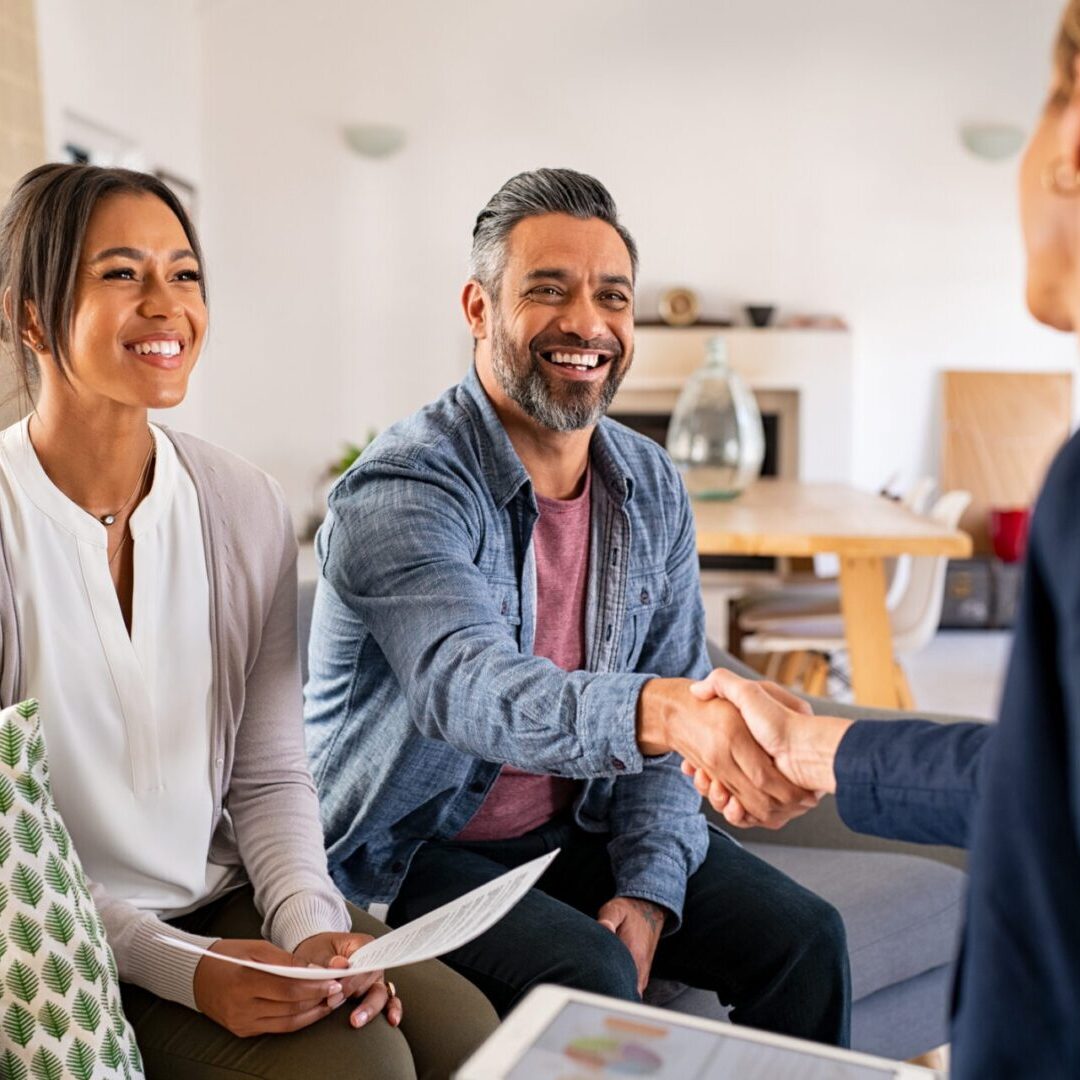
[704,641,977,869]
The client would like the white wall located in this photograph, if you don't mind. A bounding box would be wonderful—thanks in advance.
[33,0,206,431]
[32,0,1080,519]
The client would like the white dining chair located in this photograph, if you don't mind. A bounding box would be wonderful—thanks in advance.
[739,489,972,704]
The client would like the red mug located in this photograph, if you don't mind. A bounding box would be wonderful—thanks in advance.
[989,507,1030,563]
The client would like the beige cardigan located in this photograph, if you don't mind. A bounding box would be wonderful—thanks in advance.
[0,429,349,1009]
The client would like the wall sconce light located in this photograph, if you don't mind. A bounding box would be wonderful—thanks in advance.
[342,122,407,159]
[958,123,1026,162]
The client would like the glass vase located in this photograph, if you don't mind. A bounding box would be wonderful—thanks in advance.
[666,337,765,500]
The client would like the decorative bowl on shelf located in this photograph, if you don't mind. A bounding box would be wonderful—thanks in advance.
[659,287,701,326]
[745,304,775,328]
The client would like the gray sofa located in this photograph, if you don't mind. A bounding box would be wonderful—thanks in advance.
[297,582,970,1061]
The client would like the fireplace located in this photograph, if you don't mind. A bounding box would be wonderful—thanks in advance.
[614,325,853,481]
[610,410,781,477]
[610,388,799,481]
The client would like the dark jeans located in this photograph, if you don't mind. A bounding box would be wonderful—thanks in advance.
[389,819,852,1048]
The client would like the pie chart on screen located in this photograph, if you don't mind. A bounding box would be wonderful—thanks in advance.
[563,1035,663,1075]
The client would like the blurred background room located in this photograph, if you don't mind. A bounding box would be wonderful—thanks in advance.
[2,0,1076,717]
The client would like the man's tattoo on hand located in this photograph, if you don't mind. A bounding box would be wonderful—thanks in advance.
[630,899,666,934]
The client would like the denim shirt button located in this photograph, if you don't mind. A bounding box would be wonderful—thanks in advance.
[612,757,626,771]
[640,589,650,604]
[469,781,485,794]
[500,599,509,615]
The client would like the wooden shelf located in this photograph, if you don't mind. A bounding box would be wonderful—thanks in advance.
[634,318,733,328]
[633,321,848,332]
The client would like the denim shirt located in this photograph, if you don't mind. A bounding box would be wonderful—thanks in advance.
[305,366,710,925]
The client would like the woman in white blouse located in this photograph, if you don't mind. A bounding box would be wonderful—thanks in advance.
[0,163,497,1079]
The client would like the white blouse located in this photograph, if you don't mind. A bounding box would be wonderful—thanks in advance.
[0,418,234,917]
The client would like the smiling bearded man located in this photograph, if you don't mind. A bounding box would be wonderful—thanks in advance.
[304,168,851,1045]
[487,279,627,433]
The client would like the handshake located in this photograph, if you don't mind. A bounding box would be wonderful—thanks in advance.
[637,669,853,830]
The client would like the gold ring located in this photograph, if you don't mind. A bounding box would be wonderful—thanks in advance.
[385,980,397,999]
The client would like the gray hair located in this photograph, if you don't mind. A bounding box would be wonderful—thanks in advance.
[469,168,639,294]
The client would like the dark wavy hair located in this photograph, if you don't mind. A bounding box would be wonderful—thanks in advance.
[0,163,206,400]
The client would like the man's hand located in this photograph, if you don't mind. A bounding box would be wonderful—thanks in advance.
[637,677,819,829]
[193,939,348,1037]
[597,897,667,996]
[680,670,852,826]
[294,931,402,1029]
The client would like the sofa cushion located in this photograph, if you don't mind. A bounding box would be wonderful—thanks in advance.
[742,842,965,1001]
[0,700,144,1079]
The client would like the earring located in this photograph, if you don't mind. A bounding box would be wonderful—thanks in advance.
[1042,157,1080,196]
[34,343,44,352]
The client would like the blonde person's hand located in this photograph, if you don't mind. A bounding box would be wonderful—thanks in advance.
[293,931,403,1029]
[681,670,850,824]
[682,673,817,824]
[193,938,348,1037]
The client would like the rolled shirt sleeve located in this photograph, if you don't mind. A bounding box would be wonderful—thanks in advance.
[322,457,651,780]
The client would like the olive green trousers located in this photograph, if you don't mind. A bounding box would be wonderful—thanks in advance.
[120,887,499,1080]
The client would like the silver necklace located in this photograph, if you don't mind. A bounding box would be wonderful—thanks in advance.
[107,525,130,569]
[98,437,155,526]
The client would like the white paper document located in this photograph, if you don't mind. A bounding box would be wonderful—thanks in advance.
[157,848,559,981]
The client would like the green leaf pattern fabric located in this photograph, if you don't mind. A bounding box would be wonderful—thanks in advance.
[0,703,143,1077]
[0,1049,27,1080]
[40,955,73,998]
[42,906,73,950]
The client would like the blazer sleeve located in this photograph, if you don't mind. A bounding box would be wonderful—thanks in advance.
[834,718,991,847]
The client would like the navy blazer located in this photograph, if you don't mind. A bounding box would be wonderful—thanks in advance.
[833,429,1080,1078]
[953,430,1080,1078]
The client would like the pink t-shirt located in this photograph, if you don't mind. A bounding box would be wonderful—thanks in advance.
[456,470,591,841]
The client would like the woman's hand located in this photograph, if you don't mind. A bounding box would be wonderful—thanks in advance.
[192,938,347,1037]
[293,931,403,1029]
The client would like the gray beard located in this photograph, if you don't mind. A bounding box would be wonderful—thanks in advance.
[489,318,626,433]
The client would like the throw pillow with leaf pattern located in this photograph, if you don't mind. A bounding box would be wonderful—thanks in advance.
[0,700,144,1080]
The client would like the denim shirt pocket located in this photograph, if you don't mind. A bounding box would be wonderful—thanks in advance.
[623,569,672,668]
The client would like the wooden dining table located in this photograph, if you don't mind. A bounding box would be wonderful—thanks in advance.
[692,479,973,709]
